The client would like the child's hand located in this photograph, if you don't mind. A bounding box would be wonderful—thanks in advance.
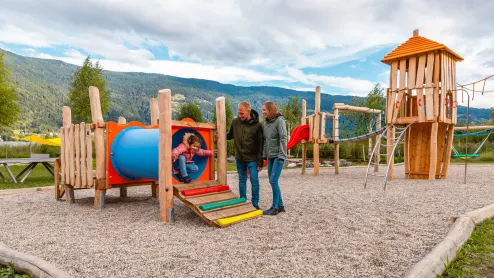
[172,154,178,161]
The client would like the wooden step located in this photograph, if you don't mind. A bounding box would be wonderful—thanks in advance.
[202,203,257,221]
[186,191,238,206]
[198,200,250,214]
[173,180,220,192]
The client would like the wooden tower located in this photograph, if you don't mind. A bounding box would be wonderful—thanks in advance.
[381,29,463,180]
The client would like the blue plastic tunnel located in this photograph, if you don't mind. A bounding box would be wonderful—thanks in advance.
[110,127,209,181]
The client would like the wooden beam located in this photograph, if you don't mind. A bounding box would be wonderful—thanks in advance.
[301,99,307,175]
[313,86,321,176]
[442,125,455,178]
[215,97,227,185]
[89,86,106,208]
[150,98,159,126]
[392,59,407,122]
[433,53,441,120]
[374,113,381,172]
[333,108,340,174]
[425,52,435,121]
[387,126,395,180]
[118,117,128,198]
[158,89,174,223]
[388,61,398,123]
[332,104,382,114]
[62,106,71,185]
[171,120,216,130]
[454,125,494,131]
[429,122,439,181]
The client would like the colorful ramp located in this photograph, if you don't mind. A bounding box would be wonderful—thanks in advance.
[173,180,262,227]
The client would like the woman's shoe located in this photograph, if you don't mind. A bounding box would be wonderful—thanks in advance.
[263,207,279,215]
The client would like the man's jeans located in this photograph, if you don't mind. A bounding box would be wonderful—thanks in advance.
[235,161,260,207]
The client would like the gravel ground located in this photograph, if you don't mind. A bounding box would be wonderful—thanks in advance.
[0,164,493,278]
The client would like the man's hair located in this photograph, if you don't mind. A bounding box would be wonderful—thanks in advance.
[238,101,251,111]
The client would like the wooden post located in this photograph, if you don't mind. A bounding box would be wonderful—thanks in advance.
[118,116,128,197]
[387,127,395,180]
[442,125,455,178]
[89,86,106,209]
[301,99,307,175]
[150,98,159,125]
[313,86,321,176]
[158,89,174,223]
[333,108,340,174]
[150,99,160,197]
[54,158,61,200]
[79,123,87,188]
[374,113,381,172]
[216,97,227,185]
[62,106,74,203]
[429,122,439,181]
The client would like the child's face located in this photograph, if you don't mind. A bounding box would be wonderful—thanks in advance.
[191,142,201,151]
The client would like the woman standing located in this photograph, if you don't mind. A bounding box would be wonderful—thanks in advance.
[261,101,287,215]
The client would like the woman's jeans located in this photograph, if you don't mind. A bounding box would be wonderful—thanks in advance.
[267,157,285,209]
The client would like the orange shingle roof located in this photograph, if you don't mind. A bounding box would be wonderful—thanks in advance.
[381,35,463,64]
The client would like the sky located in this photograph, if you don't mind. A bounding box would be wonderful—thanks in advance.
[1,0,494,108]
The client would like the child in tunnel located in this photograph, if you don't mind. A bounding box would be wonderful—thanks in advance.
[172,133,214,183]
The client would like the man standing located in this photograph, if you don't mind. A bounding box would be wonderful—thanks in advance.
[224,101,264,210]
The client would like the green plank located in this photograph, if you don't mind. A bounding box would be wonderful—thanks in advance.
[199,198,246,211]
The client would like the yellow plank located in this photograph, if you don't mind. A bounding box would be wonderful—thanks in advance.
[217,210,263,227]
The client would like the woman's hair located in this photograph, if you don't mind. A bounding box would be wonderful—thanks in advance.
[187,134,202,146]
[263,101,277,119]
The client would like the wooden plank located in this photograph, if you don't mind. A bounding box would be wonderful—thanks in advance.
[301,99,307,175]
[171,120,216,130]
[416,88,425,122]
[79,123,87,187]
[425,52,435,121]
[442,125,455,178]
[391,59,407,122]
[86,124,93,187]
[69,124,75,186]
[202,203,256,221]
[408,56,417,89]
[74,124,80,188]
[60,127,65,185]
[388,61,399,123]
[429,122,439,181]
[313,86,321,176]
[64,125,70,184]
[215,97,227,185]
[450,55,457,123]
[415,55,427,88]
[158,89,174,222]
[199,200,251,214]
[433,53,441,120]
[386,126,395,180]
[441,53,447,122]
[186,191,238,206]
[173,180,220,192]
[333,109,339,174]
[320,112,326,140]
[209,130,215,181]
[436,123,447,177]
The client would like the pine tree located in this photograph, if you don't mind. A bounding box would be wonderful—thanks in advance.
[176,102,204,122]
[68,56,110,123]
[0,51,20,128]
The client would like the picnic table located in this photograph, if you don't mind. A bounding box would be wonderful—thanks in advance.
[0,157,56,183]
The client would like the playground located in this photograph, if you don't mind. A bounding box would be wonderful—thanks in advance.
[0,165,493,277]
[1,29,494,277]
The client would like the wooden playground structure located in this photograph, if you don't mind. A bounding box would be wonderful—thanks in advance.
[55,87,262,227]
[298,29,465,186]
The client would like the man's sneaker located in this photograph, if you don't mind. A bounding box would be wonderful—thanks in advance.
[278,206,285,213]
[263,207,279,216]
[183,176,193,183]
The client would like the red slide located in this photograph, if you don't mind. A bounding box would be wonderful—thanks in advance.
[261,124,310,166]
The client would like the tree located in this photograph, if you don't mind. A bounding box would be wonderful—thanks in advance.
[279,95,302,134]
[363,83,386,111]
[68,56,110,123]
[176,102,204,122]
[491,107,494,117]
[0,51,20,128]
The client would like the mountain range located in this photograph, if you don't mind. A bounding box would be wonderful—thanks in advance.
[1,49,491,132]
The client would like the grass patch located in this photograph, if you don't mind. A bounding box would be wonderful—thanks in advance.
[440,218,494,277]
[0,164,55,190]
[0,263,30,278]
